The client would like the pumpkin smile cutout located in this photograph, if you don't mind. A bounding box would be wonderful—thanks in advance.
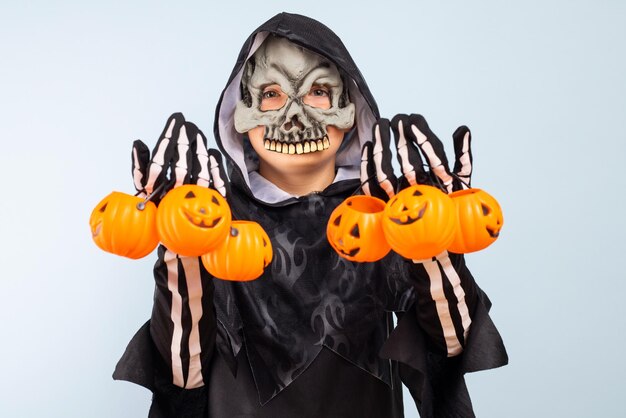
[382,185,457,260]
[387,199,428,226]
[156,185,232,257]
[89,192,159,259]
[181,203,223,229]
[448,188,504,254]
[326,195,391,262]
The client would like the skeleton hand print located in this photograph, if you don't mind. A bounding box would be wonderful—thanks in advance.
[360,118,398,200]
[392,114,472,193]
[361,114,472,199]
[132,113,230,202]
[234,36,355,155]
[362,115,476,357]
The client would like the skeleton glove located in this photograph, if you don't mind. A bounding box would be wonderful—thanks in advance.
[360,114,472,197]
[131,113,230,203]
[363,114,477,356]
[131,114,224,389]
[360,118,398,201]
[390,114,472,194]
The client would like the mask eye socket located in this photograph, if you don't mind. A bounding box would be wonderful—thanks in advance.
[303,84,331,109]
[260,84,288,111]
[262,91,279,99]
[310,86,329,97]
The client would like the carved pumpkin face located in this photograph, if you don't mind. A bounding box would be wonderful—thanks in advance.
[448,188,503,253]
[89,191,159,259]
[156,185,231,257]
[326,195,391,262]
[201,221,273,281]
[382,185,456,260]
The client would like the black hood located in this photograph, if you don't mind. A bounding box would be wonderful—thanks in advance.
[213,12,380,205]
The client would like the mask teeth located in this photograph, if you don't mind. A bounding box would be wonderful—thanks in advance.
[263,130,331,154]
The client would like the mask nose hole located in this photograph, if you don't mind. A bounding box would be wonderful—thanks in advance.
[283,115,304,131]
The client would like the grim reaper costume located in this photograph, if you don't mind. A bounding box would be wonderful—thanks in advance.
[114,12,508,418]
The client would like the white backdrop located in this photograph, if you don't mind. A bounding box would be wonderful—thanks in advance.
[1,1,625,417]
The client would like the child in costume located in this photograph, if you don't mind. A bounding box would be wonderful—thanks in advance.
[114,13,507,418]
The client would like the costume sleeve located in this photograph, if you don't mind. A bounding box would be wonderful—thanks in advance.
[113,245,217,416]
[149,246,217,389]
[380,252,508,418]
[407,252,479,357]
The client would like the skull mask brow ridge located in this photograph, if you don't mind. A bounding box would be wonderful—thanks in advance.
[234,36,355,152]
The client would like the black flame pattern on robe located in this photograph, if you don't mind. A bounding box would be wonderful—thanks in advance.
[213,184,416,403]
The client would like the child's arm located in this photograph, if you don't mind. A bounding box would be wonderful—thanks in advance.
[118,115,231,411]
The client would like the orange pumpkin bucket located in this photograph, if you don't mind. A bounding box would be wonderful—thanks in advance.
[448,188,503,253]
[89,191,159,259]
[201,221,273,281]
[326,195,391,262]
[382,185,456,260]
[156,185,232,257]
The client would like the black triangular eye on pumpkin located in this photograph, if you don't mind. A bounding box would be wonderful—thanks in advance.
[262,238,267,247]
[412,190,423,197]
[333,214,342,226]
[99,202,108,212]
[350,224,360,238]
[185,191,196,199]
[481,203,491,216]
[211,196,220,205]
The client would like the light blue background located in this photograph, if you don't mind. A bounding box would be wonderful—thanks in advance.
[1,1,625,417]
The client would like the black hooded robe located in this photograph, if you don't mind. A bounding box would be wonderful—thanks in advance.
[114,13,508,418]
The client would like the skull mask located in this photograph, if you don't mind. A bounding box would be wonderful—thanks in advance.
[234,36,356,155]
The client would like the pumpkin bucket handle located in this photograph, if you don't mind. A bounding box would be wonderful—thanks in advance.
[450,172,471,190]
[351,175,376,197]
[135,182,166,211]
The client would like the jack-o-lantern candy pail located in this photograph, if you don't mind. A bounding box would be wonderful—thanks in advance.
[156,185,232,257]
[89,191,159,259]
[382,185,456,260]
[448,188,503,253]
[201,221,273,281]
[326,195,391,262]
